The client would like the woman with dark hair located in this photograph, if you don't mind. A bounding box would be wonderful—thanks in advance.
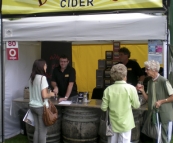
[29,59,55,143]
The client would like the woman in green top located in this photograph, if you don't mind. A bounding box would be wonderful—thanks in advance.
[101,64,140,143]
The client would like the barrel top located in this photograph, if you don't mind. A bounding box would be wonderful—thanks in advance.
[52,98,102,108]
[13,97,148,110]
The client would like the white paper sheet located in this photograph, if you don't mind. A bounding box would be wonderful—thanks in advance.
[23,109,34,126]
[58,101,72,105]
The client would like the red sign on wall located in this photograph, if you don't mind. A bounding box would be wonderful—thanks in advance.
[6,41,19,60]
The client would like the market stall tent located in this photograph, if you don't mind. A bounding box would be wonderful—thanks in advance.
[2,13,167,139]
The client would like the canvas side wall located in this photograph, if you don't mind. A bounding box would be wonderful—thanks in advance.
[4,41,41,139]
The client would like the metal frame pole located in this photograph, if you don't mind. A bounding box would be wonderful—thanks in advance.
[0,0,5,142]
[167,3,169,79]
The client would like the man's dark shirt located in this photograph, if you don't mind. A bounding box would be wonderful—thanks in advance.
[51,65,78,97]
[118,60,144,86]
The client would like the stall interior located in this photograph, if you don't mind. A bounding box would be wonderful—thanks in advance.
[3,13,166,139]
[5,41,165,141]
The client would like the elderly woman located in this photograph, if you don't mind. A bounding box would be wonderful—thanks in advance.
[101,64,140,143]
[137,60,173,143]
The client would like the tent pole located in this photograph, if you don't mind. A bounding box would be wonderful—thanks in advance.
[166,4,169,79]
[0,0,5,142]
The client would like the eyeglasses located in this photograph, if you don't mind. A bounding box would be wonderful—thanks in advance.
[60,60,68,63]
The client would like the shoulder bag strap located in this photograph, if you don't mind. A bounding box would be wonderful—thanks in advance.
[107,109,111,125]
[40,76,44,103]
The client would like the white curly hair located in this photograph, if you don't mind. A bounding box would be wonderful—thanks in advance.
[144,60,160,72]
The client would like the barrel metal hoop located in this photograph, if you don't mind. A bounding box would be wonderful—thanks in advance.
[63,117,99,122]
[63,112,98,117]
[63,136,97,142]
[47,132,61,137]
[130,140,139,143]
[27,132,60,138]
[27,132,33,137]
[27,131,61,142]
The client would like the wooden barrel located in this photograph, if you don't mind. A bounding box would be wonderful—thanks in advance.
[62,107,100,143]
[99,110,142,143]
[26,107,62,143]
[131,110,142,143]
[99,135,107,143]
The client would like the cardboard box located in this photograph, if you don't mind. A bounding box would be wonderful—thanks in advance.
[96,77,104,88]
[96,69,105,78]
[113,42,120,47]
[104,69,111,78]
[104,78,112,87]
[98,59,106,69]
[113,42,120,51]
[96,77,114,88]
[105,51,113,59]
[113,51,119,57]
[106,60,113,68]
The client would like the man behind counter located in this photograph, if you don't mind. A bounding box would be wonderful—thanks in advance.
[51,54,78,102]
[118,47,145,86]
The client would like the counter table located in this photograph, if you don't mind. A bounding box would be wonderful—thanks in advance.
[13,97,147,110]
[13,97,148,143]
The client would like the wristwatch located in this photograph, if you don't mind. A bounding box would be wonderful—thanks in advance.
[65,96,68,99]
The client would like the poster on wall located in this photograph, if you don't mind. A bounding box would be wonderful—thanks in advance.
[148,40,163,64]
[6,41,19,60]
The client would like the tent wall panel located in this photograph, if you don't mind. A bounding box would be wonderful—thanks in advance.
[5,42,41,139]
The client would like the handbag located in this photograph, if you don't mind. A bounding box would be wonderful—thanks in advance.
[43,99,58,126]
[98,110,114,137]
[141,110,158,139]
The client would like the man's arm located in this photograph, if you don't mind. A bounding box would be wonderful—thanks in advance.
[139,75,145,82]
[64,82,74,99]
[51,81,57,88]
[51,81,58,95]
[134,61,145,82]
[58,82,74,102]
[51,68,59,95]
